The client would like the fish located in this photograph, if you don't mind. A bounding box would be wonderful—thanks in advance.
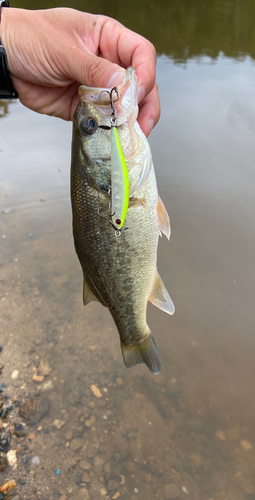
[71,67,175,375]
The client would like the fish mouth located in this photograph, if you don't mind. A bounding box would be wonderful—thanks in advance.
[77,68,138,128]
[78,67,138,108]
[98,122,128,131]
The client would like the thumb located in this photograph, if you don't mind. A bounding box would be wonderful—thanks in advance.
[67,47,126,89]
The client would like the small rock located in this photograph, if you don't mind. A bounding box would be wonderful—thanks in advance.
[116,378,123,386]
[164,483,181,499]
[123,461,137,472]
[7,450,17,470]
[11,370,19,380]
[13,424,26,438]
[19,396,50,424]
[90,385,102,398]
[87,402,95,409]
[33,336,43,346]
[100,488,107,496]
[38,359,51,376]
[85,416,95,428]
[215,430,226,441]
[112,493,120,500]
[53,420,66,430]
[70,438,84,451]
[107,480,119,491]
[134,393,148,402]
[85,443,98,458]
[241,440,252,450]
[59,496,67,500]
[102,462,111,474]
[31,456,40,465]
[0,479,16,494]
[125,429,137,441]
[41,380,54,391]
[94,456,104,468]
[78,490,90,499]
[32,374,45,383]
[79,460,92,470]
[81,473,91,483]
[0,452,8,471]
[22,454,32,465]
[28,433,36,440]
[65,430,73,440]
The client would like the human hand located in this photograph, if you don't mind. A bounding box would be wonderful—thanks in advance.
[0,8,160,136]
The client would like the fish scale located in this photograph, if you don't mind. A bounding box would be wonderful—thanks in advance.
[71,67,175,374]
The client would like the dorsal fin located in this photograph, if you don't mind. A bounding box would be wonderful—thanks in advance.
[157,196,171,240]
[149,270,175,315]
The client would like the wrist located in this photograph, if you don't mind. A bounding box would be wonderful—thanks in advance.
[0,6,16,60]
[0,5,18,98]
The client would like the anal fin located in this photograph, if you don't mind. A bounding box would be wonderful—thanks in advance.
[157,196,171,240]
[149,270,175,315]
[121,332,161,375]
[83,276,99,306]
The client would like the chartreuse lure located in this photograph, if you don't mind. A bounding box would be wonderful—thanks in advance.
[100,87,129,237]
[111,124,129,235]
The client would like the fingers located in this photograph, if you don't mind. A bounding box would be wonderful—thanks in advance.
[98,17,157,101]
[65,45,126,89]
[137,84,160,137]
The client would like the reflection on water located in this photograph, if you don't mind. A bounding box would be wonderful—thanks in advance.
[1,0,255,498]
[12,0,255,61]
[0,101,10,118]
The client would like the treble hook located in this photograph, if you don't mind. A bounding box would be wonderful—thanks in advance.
[99,87,119,126]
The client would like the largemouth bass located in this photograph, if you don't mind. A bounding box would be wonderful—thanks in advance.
[71,67,174,375]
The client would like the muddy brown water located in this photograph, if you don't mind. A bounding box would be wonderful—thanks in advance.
[1,1,255,499]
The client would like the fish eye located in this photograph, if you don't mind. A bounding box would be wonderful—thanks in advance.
[79,116,98,135]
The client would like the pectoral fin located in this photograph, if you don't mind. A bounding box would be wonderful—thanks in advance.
[149,270,175,315]
[128,196,145,208]
[83,277,99,306]
[157,196,171,240]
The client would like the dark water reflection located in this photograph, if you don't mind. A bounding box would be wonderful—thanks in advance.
[12,0,255,61]
[1,1,255,499]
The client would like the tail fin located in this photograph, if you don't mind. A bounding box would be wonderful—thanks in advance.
[121,333,161,375]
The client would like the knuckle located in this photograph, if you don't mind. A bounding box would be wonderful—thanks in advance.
[84,56,104,85]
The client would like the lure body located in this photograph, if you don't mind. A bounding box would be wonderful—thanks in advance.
[111,126,129,229]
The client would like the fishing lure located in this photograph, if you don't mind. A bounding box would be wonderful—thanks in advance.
[100,87,129,237]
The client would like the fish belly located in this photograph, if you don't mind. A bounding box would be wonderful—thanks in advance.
[71,163,161,374]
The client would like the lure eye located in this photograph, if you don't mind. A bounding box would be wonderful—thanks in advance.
[115,219,121,226]
[79,116,98,135]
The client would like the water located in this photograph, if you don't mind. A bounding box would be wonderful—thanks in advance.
[1,1,255,499]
